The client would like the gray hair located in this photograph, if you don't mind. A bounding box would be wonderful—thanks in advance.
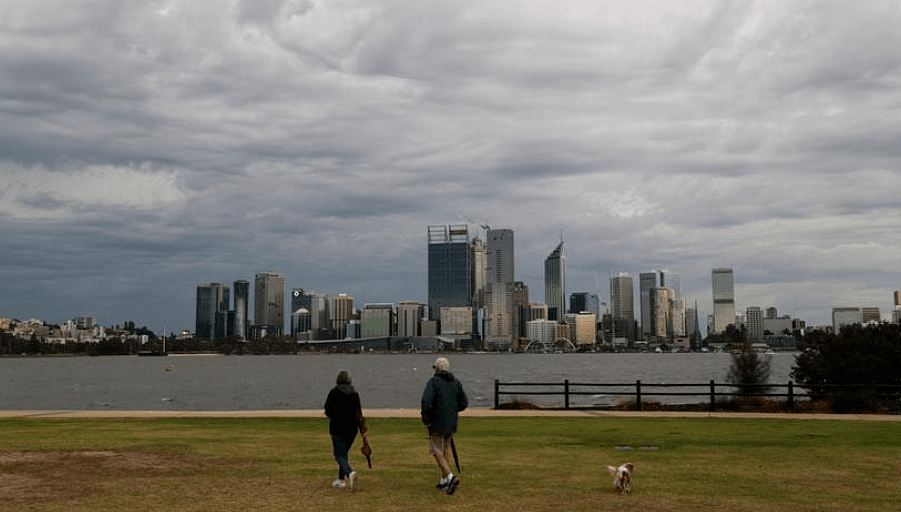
[433,357,450,372]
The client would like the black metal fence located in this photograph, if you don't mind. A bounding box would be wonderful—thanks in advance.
[493,379,901,412]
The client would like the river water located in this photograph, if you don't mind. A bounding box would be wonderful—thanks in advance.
[0,352,799,410]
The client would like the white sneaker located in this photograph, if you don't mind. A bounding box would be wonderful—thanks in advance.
[348,471,358,491]
[332,478,346,488]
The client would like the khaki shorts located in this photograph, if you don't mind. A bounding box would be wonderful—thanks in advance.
[428,431,453,455]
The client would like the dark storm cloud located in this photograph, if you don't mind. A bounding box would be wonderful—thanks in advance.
[2,1,901,330]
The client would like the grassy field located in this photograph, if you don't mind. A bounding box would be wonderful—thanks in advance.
[1,415,900,511]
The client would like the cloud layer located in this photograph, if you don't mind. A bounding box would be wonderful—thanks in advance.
[2,0,900,330]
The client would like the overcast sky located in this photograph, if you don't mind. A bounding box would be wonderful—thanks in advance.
[3,0,900,333]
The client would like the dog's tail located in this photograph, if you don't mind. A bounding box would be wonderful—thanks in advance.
[606,465,617,476]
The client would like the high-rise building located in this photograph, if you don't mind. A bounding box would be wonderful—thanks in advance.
[640,269,682,338]
[746,306,763,342]
[485,228,515,348]
[650,287,674,340]
[254,271,285,338]
[470,236,487,310]
[195,283,229,340]
[609,272,635,342]
[569,292,599,317]
[397,301,425,337]
[544,238,565,321]
[895,290,901,307]
[832,307,861,332]
[861,307,880,324]
[639,272,659,338]
[427,225,472,321]
[291,288,328,339]
[361,303,394,338]
[232,280,249,339]
[513,281,529,342]
[712,268,735,333]
[331,293,354,339]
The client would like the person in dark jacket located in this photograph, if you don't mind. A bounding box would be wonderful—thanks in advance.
[420,357,468,495]
[324,370,370,491]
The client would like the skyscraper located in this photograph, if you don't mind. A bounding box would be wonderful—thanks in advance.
[485,228,515,347]
[233,280,249,339]
[640,269,682,338]
[427,225,472,321]
[398,301,425,337]
[711,267,735,333]
[254,271,285,338]
[639,272,659,338]
[650,287,674,340]
[609,272,634,342]
[746,306,763,342]
[569,292,599,317]
[331,293,354,339]
[544,238,565,321]
[195,283,229,340]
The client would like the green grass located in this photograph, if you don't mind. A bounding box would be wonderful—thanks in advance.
[1,416,900,511]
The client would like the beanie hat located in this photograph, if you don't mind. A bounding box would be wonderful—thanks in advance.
[336,370,352,384]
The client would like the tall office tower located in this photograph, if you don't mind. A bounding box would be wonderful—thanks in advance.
[569,292,599,316]
[195,283,229,340]
[609,272,635,341]
[331,293,354,339]
[232,280,249,339]
[428,225,472,321]
[860,307,880,324]
[470,236,487,310]
[513,281,529,341]
[746,306,764,342]
[639,272,659,338]
[398,301,424,337]
[291,288,328,339]
[711,268,735,334]
[650,287,674,340]
[485,228,515,347]
[832,307,861,332]
[254,271,285,338]
[544,238,565,321]
[895,291,901,306]
[659,270,682,299]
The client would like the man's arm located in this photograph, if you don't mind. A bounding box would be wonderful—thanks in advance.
[457,381,468,412]
[420,379,435,425]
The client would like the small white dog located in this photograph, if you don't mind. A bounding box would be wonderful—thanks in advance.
[606,463,634,495]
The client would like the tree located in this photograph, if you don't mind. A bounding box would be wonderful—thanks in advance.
[726,335,771,396]
[792,323,901,400]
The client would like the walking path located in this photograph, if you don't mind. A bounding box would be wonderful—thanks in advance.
[2,408,899,421]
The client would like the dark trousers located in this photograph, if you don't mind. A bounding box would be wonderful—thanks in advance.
[332,435,355,478]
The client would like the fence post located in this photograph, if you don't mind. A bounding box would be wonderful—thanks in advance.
[564,379,570,409]
[787,380,794,411]
[494,379,499,409]
[636,380,642,411]
[709,380,716,412]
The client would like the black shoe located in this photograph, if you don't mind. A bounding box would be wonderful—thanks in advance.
[445,475,460,495]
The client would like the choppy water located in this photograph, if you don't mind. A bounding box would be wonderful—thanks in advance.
[0,352,798,410]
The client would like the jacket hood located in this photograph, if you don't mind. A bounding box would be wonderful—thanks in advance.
[435,370,455,381]
[335,383,356,394]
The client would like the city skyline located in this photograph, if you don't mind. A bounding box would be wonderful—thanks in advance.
[3,2,901,332]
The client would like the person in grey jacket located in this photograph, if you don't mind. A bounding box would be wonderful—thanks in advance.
[420,357,468,495]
